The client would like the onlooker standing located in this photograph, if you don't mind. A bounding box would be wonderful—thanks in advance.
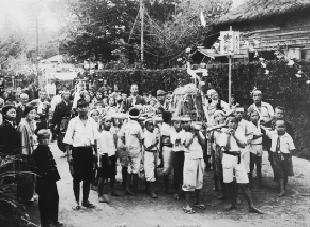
[32,130,63,227]
[29,79,38,100]
[17,105,37,203]
[262,119,295,197]
[247,89,274,169]
[272,106,294,139]
[46,79,57,100]
[16,93,30,125]
[63,99,98,210]
[143,118,160,198]
[248,110,264,189]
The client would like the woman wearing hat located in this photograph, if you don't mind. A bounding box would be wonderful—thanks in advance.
[0,105,21,155]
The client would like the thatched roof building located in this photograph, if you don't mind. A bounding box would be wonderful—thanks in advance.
[200,0,310,61]
[214,0,310,26]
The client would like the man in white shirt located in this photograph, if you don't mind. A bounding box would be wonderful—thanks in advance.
[219,116,263,214]
[235,107,253,175]
[64,99,98,211]
[160,111,174,194]
[170,116,186,200]
[46,79,57,99]
[247,89,274,169]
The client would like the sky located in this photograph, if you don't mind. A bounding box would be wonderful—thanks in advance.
[0,0,60,33]
[0,0,245,37]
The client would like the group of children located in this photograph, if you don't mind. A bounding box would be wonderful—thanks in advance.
[210,106,295,213]
[77,101,295,214]
[30,102,296,224]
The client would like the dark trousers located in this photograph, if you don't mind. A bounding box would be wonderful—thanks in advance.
[38,182,59,226]
[72,147,93,202]
[249,152,262,183]
[174,151,184,191]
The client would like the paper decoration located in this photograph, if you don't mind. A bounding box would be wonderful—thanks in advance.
[200,11,206,27]
[219,31,239,55]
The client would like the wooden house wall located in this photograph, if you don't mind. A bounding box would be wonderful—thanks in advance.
[215,11,310,61]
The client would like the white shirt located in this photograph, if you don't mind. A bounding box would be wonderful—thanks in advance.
[119,120,144,156]
[105,106,116,116]
[32,99,44,115]
[63,116,98,147]
[218,129,246,152]
[160,122,173,137]
[248,101,274,122]
[50,95,62,111]
[184,132,203,160]
[143,130,159,151]
[265,130,295,154]
[46,83,56,96]
[170,130,186,152]
[97,130,116,156]
[249,122,262,145]
[237,119,253,142]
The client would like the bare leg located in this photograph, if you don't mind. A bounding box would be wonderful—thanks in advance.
[224,183,236,211]
[144,181,150,193]
[240,184,263,214]
[150,182,158,198]
[133,174,139,194]
[277,178,286,197]
[185,191,191,209]
[125,174,135,196]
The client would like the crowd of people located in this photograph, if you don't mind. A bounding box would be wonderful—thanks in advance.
[0,79,296,226]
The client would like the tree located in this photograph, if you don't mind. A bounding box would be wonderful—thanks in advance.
[132,0,233,68]
[59,0,139,63]
[0,36,26,69]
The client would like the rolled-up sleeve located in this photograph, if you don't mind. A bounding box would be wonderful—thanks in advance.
[63,119,74,145]
[267,104,275,118]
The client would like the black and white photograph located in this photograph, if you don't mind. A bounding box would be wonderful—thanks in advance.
[0,0,310,226]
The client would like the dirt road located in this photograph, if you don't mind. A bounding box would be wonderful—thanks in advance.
[25,144,310,227]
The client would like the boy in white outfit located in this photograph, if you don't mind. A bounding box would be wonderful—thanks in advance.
[182,124,205,214]
[143,118,160,198]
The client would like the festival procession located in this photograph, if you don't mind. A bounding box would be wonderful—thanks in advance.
[1,0,310,227]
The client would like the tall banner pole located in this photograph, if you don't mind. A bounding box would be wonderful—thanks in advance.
[229,26,232,105]
[229,55,232,105]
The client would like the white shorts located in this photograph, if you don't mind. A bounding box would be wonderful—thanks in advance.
[222,153,249,184]
[182,158,204,192]
[144,151,156,182]
[242,145,250,173]
[163,146,173,175]
[249,144,263,156]
[127,154,141,174]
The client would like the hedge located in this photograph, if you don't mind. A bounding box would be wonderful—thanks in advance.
[91,60,310,158]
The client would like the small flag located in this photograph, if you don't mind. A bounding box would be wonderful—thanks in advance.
[200,11,206,27]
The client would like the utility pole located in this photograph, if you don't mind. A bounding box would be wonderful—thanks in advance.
[140,0,144,64]
[35,16,39,85]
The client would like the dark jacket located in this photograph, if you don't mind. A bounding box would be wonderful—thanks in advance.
[51,100,73,128]
[16,105,25,126]
[0,120,21,155]
[32,145,60,195]
[124,95,146,112]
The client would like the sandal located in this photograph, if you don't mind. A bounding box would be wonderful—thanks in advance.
[82,202,96,209]
[183,207,196,214]
[192,204,206,210]
[72,205,81,211]
[174,193,180,200]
